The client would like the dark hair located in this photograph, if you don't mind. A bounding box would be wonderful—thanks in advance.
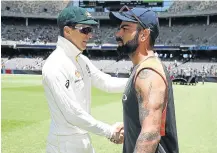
[137,24,155,48]
[59,22,76,37]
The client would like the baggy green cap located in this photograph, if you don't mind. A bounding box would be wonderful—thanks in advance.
[57,6,98,28]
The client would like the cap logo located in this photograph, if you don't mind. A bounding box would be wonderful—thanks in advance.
[85,11,92,18]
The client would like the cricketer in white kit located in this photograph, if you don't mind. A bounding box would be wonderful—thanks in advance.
[42,6,127,153]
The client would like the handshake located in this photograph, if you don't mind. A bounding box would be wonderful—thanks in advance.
[109,122,124,144]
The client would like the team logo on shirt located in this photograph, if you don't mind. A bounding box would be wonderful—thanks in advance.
[122,94,128,101]
[65,80,69,89]
[74,70,83,84]
[75,70,81,78]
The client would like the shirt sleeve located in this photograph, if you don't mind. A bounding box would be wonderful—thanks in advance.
[43,71,112,139]
[83,56,128,93]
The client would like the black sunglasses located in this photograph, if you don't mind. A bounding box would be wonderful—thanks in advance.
[119,5,148,29]
[74,26,93,35]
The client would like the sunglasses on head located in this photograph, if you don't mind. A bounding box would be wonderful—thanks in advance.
[74,26,93,35]
[119,5,148,29]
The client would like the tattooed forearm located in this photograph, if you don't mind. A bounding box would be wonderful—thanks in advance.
[138,132,159,141]
[134,142,158,153]
[134,132,160,153]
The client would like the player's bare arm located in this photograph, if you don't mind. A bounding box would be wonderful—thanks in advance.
[134,69,166,153]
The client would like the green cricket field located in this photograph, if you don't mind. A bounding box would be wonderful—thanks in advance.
[1,74,217,153]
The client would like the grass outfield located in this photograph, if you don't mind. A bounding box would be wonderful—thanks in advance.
[1,74,217,153]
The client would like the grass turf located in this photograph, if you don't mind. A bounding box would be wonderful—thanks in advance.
[1,74,217,153]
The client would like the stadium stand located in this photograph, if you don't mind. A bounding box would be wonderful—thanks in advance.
[1,1,70,17]
[2,19,217,45]
[1,18,58,43]
[1,1,217,45]
[1,1,217,82]
[158,23,217,45]
[2,52,216,78]
[168,1,217,13]
[2,1,217,17]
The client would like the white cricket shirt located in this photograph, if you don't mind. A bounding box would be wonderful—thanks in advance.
[42,36,128,138]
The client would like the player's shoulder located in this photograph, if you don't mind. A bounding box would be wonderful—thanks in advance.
[135,68,166,90]
[136,68,160,81]
[135,57,167,85]
[43,51,76,78]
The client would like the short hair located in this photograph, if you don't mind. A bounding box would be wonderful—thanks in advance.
[59,23,76,37]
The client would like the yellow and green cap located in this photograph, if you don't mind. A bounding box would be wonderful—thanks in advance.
[57,6,98,28]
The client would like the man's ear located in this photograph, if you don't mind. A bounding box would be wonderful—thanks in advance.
[63,26,72,36]
[140,29,150,42]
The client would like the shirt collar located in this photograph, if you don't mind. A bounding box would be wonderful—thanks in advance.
[56,36,81,60]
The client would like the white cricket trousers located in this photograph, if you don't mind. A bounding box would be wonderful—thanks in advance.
[46,133,95,153]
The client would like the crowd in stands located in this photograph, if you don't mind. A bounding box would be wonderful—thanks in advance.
[1,1,217,78]
[1,56,45,70]
[156,23,217,45]
[2,52,217,78]
[1,19,59,43]
[1,20,217,46]
[1,1,70,17]
[1,1,217,17]
[167,1,217,13]
[1,1,217,45]
[1,51,51,71]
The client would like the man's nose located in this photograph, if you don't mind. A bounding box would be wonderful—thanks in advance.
[116,29,122,38]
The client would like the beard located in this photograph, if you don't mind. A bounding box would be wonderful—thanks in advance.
[116,32,139,59]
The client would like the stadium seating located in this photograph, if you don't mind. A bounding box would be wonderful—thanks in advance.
[1,19,59,42]
[1,1,217,45]
[2,17,216,45]
[168,1,217,13]
[1,1,70,17]
[1,1,217,76]
[91,59,133,73]
[2,55,216,78]
[2,57,44,70]
[157,23,217,45]
[2,1,217,17]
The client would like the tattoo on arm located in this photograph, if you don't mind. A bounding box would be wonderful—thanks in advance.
[136,85,150,124]
[134,131,160,153]
[138,132,159,141]
[138,102,150,124]
[134,131,159,153]
[134,69,165,153]
[134,138,158,153]
[137,69,153,103]
[136,86,143,103]
[138,69,152,79]
[135,69,153,124]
